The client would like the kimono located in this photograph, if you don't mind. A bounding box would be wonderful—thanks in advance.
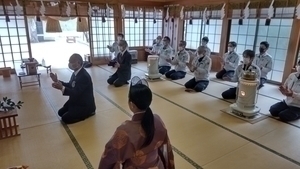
[99,113,175,169]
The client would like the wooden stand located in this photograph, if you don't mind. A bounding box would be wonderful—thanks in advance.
[0,67,12,78]
[0,110,20,139]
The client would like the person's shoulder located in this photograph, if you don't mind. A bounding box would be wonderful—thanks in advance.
[289,72,298,78]
[266,53,273,59]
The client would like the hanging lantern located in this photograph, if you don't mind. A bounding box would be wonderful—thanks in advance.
[165,7,169,22]
[46,17,62,32]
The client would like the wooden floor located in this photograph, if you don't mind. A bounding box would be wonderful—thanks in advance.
[1,62,300,169]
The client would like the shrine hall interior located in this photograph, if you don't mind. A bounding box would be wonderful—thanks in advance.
[1,0,300,169]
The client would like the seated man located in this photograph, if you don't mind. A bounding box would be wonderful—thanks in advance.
[158,36,173,75]
[253,41,272,89]
[185,46,211,92]
[50,53,96,124]
[221,50,261,100]
[165,40,190,80]
[145,36,162,55]
[107,33,125,59]
[269,60,300,122]
[107,40,132,87]
[216,41,239,79]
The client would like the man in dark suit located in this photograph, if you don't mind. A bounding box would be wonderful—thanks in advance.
[50,53,96,124]
[107,40,132,87]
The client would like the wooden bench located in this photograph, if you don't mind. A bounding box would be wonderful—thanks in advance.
[0,110,20,139]
[66,36,76,43]
[0,67,12,78]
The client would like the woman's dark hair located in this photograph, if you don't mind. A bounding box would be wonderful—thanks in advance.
[117,33,124,39]
[129,83,155,148]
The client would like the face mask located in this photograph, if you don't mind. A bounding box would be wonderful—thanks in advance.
[228,47,233,52]
[201,42,207,46]
[243,58,250,65]
[119,46,124,52]
[178,46,184,51]
[156,39,161,44]
[163,41,167,46]
[297,66,300,73]
[259,47,265,54]
[117,37,122,41]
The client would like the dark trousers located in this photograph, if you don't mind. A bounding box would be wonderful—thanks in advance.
[184,78,209,92]
[216,69,235,79]
[269,101,300,122]
[107,73,128,87]
[222,87,237,100]
[159,66,171,75]
[58,101,95,124]
[259,78,267,89]
[165,70,186,80]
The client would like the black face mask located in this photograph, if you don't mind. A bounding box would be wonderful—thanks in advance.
[259,47,265,53]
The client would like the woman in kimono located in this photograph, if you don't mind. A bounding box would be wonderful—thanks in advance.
[99,76,175,169]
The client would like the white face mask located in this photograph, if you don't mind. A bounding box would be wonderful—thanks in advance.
[178,46,184,51]
[243,58,250,65]
[117,37,122,41]
[297,66,300,73]
[228,47,233,52]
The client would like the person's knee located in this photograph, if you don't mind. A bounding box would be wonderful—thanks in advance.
[221,90,230,99]
[107,78,114,85]
[216,72,222,79]
[194,84,206,92]
[58,108,66,117]
[170,74,179,80]
[269,105,278,116]
[113,81,124,87]
[165,72,171,78]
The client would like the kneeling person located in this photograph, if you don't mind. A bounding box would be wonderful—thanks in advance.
[50,54,96,124]
[221,50,261,100]
[165,40,190,80]
[107,40,132,87]
[216,41,239,80]
[269,60,300,122]
[184,46,211,92]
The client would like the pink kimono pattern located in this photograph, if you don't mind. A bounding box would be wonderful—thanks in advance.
[99,113,175,169]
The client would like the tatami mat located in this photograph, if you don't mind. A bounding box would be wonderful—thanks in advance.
[1,63,300,169]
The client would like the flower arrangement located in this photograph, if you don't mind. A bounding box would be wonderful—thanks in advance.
[0,97,24,112]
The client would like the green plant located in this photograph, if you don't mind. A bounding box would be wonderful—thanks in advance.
[0,97,24,112]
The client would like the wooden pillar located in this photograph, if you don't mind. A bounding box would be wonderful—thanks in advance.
[23,2,32,59]
[282,18,300,83]
[219,1,230,55]
[114,4,123,38]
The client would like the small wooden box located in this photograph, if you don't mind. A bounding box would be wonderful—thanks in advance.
[0,67,12,78]
[0,110,20,139]
[25,62,37,75]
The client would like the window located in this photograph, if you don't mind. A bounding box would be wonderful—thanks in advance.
[202,19,223,52]
[184,19,202,49]
[124,9,144,47]
[230,19,257,56]
[0,6,29,68]
[255,7,293,82]
[144,8,163,47]
[90,9,115,57]
[256,18,292,82]
[184,10,222,52]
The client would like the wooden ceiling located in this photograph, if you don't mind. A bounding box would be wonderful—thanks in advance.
[0,0,297,7]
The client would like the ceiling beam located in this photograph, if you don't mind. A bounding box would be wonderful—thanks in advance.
[0,0,166,7]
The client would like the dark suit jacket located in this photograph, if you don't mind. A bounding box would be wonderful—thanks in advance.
[61,68,96,113]
[113,50,132,81]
